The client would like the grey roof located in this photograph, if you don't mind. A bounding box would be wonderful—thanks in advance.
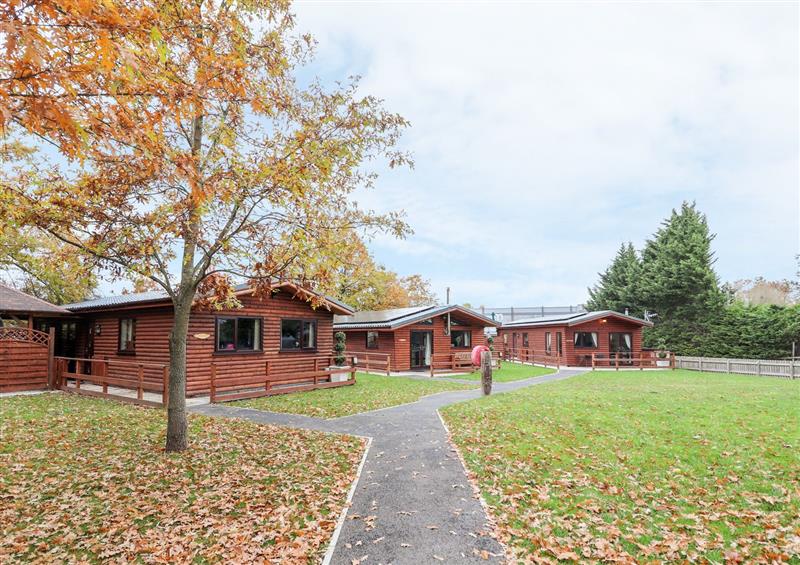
[501,310,652,328]
[0,284,72,315]
[334,304,498,330]
[65,282,354,314]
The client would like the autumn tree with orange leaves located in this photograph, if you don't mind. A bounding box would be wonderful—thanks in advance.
[0,0,410,451]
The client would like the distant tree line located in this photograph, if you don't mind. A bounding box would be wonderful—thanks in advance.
[587,202,800,359]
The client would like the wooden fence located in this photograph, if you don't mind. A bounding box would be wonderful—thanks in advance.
[592,352,675,370]
[429,351,501,376]
[676,356,799,379]
[353,352,392,375]
[210,354,357,403]
[0,327,54,392]
[55,356,168,407]
[502,348,562,368]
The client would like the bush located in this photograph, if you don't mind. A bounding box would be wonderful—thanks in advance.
[334,331,347,366]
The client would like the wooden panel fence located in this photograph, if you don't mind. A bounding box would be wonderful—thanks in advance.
[0,327,54,392]
[55,356,168,407]
[210,354,357,403]
[352,352,392,375]
[676,356,799,379]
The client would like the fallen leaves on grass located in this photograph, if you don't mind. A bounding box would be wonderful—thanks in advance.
[442,371,800,563]
[0,394,364,563]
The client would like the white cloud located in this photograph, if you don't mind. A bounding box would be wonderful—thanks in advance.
[295,1,799,305]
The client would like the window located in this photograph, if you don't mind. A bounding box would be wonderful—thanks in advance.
[450,330,471,348]
[556,332,563,355]
[216,317,262,352]
[574,332,599,348]
[522,333,529,347]
[545,332,552,354]
[119,318,136,353]
[366,331,379,349]
[281,319,317,350]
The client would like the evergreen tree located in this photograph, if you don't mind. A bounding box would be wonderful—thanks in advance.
[586,242,642,314]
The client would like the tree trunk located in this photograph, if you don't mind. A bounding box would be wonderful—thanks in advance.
[165,112,204,453]
[165,297,192,452]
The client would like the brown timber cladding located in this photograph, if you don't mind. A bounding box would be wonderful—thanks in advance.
[0,339,50,392]
[342,315,487,371]
[86,291,335,396]
[497,317,644,367]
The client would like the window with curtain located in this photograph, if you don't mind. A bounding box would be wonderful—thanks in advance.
[450,330,471,348]
[119,318,136,353]
[366,331,379,349]
[281,319,317,350]
[574,332,599,348]
[216,317,262,352]
[545,332,552,353]
[522,333,529,347]
[556,332,563,355]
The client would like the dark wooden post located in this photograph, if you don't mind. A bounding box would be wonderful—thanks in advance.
[137,364,144,400]
[386,354,391,376]
[46,327,56,389]
[210,362,217,402]
[481,350,492,396]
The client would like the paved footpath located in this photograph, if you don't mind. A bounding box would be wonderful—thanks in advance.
[191,368,587,564]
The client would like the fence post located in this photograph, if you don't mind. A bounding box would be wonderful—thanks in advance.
[46,327,56,389]
[102,360,108,394]
[699,357,703,372]
[210,362,217,402]
[265,360,271,393]
[387,354,391,376]
[726,359,730,374]
[137,364,144,400]
[757,360,762,376]
[792,360,796,380]
[162,366,169,406]
[671,352,676,370]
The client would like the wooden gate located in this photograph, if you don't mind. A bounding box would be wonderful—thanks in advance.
[0,327,55,392]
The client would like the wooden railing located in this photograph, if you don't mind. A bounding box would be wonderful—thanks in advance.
[55,356,168,407]
[352,352,392,375]
[429,352,474,376]
[210,355,357,403]
[591,352,675,370]
[502,348,562,368]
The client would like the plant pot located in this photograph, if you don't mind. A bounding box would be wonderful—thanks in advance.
[327,365,352,382]
[656,359,670,367]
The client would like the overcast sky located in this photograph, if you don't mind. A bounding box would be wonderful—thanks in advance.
[293,1,799,308]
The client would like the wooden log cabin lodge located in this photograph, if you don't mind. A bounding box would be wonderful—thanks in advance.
[333,304,499,373]
[496,310,654,367]
[56,283,355,399]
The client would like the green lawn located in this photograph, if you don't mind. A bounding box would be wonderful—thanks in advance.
[235,372,476,418]
[441,370,800,563]
[0,393,364,564]
[453,361,556,382]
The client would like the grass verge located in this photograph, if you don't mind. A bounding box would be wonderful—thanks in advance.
[0,393,364,564]
[441,370,800,563]
[236,372,476,418]
[453,361,556,382]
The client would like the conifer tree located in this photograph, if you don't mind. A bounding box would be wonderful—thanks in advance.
[586,242,642,314]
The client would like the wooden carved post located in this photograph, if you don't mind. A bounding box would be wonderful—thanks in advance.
[481,350,492,396]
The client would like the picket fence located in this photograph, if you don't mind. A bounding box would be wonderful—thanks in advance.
[675,356,799,379]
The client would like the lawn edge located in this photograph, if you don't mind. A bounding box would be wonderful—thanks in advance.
[321,434,374,565]
[436,408,509,562]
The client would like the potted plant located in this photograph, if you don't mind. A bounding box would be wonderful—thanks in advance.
[328,331,352,382]
[656,347,670,367]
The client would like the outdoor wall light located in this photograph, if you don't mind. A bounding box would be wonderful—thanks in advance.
[94,323,102,335]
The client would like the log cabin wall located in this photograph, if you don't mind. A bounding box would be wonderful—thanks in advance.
[340,314,487,371]
[498,317,644,366]
[85,290,336,396]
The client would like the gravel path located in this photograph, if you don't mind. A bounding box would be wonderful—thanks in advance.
[190,368,587,564]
